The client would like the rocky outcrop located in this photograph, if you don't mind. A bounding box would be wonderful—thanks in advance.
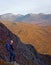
[0,22,49,65]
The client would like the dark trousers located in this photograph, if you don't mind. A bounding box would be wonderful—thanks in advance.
[9,51,15,62]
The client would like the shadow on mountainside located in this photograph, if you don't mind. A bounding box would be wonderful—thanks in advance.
[25,44,51,65]
[0,22,51,65]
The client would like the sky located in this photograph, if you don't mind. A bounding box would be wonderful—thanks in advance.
[0,0,51,15]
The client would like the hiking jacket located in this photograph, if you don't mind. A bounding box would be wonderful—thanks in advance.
[6,42,14,52]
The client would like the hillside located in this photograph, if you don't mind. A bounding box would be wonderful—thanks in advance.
[0,20,51,65]
[1,20,51,55]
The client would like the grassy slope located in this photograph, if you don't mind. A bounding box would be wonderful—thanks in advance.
[1,21,51,55]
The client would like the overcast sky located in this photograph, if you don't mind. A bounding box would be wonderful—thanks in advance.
[0,0,51,15]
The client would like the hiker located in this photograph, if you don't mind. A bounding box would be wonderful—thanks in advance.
[6,40,15,62]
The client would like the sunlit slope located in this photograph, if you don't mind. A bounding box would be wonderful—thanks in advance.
[1,21,51,54]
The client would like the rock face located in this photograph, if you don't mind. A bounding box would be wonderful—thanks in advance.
[0,23,49,65]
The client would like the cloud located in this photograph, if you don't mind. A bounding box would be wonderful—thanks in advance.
[0,0,51,14]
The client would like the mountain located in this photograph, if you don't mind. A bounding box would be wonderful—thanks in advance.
[2,21,51,55]
[0,21,51,65]
[0,13,51,26]
[0,13,23,22]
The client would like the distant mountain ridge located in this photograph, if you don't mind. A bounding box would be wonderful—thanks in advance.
[0,13,51,25]
[0,13,22,22]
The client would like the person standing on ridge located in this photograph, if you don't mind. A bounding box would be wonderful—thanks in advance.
[6,40,15,62]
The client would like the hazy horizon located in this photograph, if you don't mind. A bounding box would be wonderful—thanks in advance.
[0,0,51,15]
[0,12,51,15]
